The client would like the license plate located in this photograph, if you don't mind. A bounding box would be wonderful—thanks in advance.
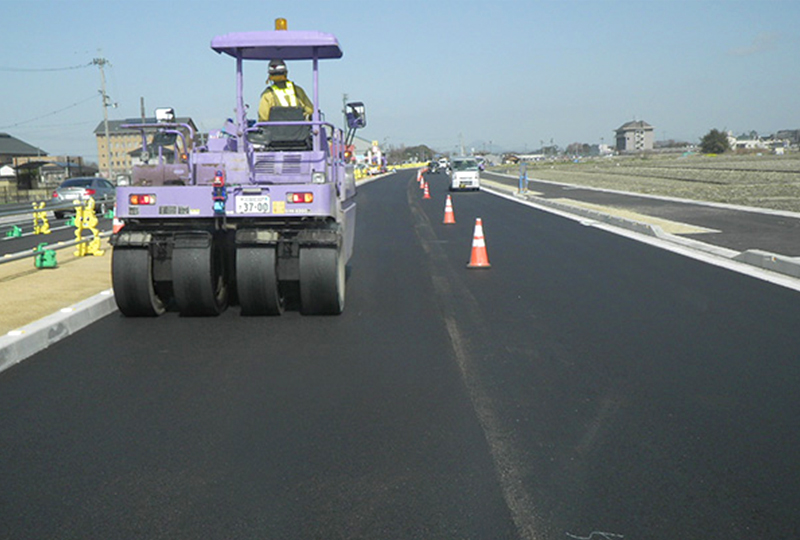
[235,195,271,214]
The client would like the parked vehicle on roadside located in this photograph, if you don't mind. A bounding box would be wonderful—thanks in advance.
[50,176,116,219]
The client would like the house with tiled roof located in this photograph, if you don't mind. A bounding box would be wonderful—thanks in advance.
[0,133,47,165]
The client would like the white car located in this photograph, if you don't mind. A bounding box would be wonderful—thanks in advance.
[449,157,481,191]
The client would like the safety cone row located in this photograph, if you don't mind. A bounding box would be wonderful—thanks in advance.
[467,217,491,268]
[420,176,491,269]
[443,195,455,224]
[422,181,431,199]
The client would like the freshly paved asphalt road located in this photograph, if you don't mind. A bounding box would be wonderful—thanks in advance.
[2,170,800,539]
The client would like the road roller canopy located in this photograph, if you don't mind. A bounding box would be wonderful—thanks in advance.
[211,31,343,60]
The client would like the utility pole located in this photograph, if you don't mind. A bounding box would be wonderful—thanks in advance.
[342,93,348,133]
[93,57,113,178]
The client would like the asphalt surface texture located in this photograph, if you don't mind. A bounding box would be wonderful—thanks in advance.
[2,171,800,539]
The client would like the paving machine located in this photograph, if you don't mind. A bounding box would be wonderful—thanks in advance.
[111,19,366,317]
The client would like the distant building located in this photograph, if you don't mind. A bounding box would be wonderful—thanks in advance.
[615,120,654,152]
[0,133,46,165]
[775,129,800,146]
[516,153,546,162]
[0,133,100,190]
[94,115,198,178]
[0,164,16,181]
[13,156,97,188]
[728,132,767,152]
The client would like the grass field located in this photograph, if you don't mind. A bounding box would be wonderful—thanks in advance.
[491,153,800,213]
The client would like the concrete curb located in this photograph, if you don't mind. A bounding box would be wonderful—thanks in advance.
[733,250,800,279]
[0,289,117,375]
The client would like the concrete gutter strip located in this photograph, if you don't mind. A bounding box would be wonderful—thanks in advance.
[0,289,117,375]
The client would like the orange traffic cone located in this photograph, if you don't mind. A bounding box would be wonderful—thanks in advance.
[467,218,491,268]
[423,181,431,199]
[112,203,125,234]
[443,195,456,224]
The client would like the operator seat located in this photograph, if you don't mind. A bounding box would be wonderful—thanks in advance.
[249,107,311,150]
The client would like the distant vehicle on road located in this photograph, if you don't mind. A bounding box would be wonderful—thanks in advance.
[449,157,481,191]
[50,177,116,219]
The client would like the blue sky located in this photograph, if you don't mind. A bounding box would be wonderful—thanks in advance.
[1,0,798,160]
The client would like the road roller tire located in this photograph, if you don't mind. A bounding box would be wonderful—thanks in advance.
[299,245,345,315]
[112,247,166,317]
[237,246,283,316]
[172,235,228,316]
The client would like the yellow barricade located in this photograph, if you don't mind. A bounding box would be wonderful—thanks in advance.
[73,198,105,257]
[32,201,51,235]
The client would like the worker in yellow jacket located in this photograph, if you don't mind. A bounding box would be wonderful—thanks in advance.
[258,59,314,122]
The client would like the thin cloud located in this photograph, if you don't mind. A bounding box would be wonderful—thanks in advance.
[728,32,780,57]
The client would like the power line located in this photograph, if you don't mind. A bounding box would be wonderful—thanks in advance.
[0,94,99,129]
[0,62,93,72]
[10,120,97,131]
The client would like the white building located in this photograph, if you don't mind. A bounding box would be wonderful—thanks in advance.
[615,120,655,152]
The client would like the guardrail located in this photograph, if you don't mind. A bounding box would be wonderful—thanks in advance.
[1,196,114,267]
[2,196,113,217]
[1,233,112,265]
